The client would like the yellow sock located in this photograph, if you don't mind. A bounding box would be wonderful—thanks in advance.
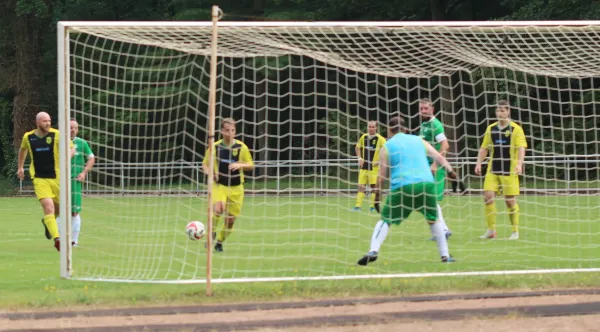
[212,215,221,231]
[484,203,497,231]
[370,192,376,208]
[508,204,520,232]
[43,214,59,239]
[355,192,365,208]
[217,225,233,243]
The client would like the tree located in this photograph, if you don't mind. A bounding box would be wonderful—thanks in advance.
[1,0,54,150]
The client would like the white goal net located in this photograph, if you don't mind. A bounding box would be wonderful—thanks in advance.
[57,18,600,284]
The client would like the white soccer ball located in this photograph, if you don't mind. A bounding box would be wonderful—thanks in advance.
[186,221,205,241]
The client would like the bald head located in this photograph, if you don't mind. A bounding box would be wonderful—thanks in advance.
[35,112,52,134]
[36,112,50,122]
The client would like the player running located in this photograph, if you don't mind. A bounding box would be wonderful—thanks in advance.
[202,118,254,252]
[17,112,73,251]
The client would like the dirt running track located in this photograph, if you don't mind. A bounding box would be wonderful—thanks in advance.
[2,289,600,331]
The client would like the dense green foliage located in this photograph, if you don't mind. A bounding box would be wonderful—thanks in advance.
[1,0,599,185]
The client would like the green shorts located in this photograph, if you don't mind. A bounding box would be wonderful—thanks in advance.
[381,182,438,225]
[71,180,82,213]
[434,168,446,202]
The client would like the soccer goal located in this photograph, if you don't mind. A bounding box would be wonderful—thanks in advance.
[57,8,600,288]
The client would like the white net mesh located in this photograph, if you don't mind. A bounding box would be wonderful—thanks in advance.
[64,22,600,283]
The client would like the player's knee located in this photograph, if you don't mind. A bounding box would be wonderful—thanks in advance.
[225,216,236,227]
[41,200,55,215]
[214,202,225,214]
[358,185,365,192]
[505,197,517,207]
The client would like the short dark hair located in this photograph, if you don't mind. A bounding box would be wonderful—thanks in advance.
[497,100,510,109]
[388,116,405,134]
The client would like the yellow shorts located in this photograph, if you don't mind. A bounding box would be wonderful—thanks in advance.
[483,173,520,196]
[213,184,244,217]
[358,169,378,185]
[33,178,60,203]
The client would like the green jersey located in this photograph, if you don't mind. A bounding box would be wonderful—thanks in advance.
[72,137,94,177]
[419,117,446,165]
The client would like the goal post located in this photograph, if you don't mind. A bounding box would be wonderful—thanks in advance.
[57,15,600,285]
[205,4,223,297]
[57,21,73,278]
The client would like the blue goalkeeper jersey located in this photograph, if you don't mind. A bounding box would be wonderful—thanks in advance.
[386,133,435,190]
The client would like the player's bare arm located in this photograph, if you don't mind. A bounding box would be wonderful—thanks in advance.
[474,147,489,176]
[515,146,525,175]
[17,147,28,180]
[372,147,387,213]
[202,147,219,181]
[203,164,219,182]
[355,143,363,168]
[228,162,253,172]
[424,140,455,177]
[431,139,449,174]
[77,155,96,181]
[376,147,388,192]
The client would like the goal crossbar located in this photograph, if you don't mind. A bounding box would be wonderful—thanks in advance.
[59,20,600,28]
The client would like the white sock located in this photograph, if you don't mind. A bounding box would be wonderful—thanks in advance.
[369,220,389,253]
[436,204,449,232]
[430,221,449,258]
[72,215,81,244]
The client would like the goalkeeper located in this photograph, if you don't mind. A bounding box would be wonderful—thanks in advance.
[202,118,254,252]
[358,116,457,266]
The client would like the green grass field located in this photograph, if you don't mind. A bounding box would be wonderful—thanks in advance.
[2,194,600,309]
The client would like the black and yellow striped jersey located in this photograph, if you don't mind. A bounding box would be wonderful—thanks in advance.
[203,139,253,186]
[480,121,527,175]
[20,128,63,179]
[356,133,386,170]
